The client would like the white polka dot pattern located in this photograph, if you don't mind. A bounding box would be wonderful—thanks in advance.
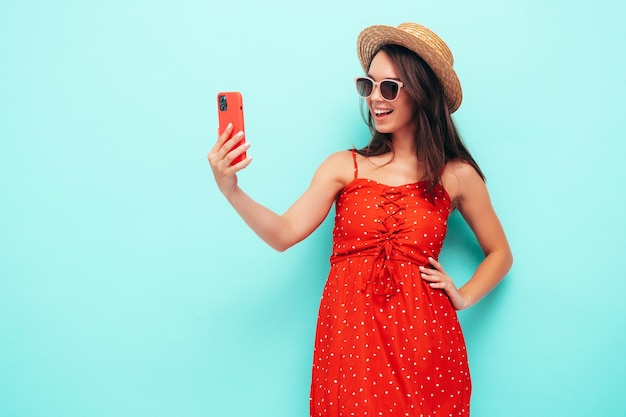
[310,179,471,417]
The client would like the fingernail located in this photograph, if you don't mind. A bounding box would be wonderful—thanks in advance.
[227,122,232,129]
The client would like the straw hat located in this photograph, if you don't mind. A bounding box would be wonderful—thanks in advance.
[357,22,462,113]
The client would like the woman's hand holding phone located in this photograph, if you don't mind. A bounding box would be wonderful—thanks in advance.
[208,122,251,199]
[209,91,251,198]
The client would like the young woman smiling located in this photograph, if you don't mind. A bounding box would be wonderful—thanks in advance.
[208,22,512,417]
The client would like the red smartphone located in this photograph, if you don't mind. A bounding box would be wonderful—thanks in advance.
[217,91,246,165]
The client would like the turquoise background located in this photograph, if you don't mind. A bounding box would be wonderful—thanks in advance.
[1,0,625,416]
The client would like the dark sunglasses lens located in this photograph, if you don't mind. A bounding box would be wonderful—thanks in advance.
[355,78,373,97]
[380,81,399,100]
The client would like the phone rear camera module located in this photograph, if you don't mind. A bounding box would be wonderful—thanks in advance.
[219,95,228,111]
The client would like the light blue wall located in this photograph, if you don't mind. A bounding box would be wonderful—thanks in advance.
[1,1,625,416]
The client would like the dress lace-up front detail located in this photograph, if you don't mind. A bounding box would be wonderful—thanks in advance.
[310,151,471,417]
[365,187,409,296]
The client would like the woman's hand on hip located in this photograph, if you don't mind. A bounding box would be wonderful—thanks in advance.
[420,257,469,310]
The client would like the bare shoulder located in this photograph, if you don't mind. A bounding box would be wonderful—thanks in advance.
[441,160,487,208]
[323,149,354,165]
[313,150,355,189]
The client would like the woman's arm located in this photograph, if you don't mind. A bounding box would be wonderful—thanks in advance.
[208,124,351,251]
[421,161,513,309]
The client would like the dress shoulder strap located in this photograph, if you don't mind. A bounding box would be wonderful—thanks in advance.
[351,149,359,180]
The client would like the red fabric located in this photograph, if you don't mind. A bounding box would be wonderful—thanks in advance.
[310,167,471,416]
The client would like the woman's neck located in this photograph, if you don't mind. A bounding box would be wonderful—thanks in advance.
[390,131,417,158]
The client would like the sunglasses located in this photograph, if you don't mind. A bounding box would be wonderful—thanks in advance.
[354,76,405,101]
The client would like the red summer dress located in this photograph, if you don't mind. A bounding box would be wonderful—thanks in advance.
[310,150,471,417]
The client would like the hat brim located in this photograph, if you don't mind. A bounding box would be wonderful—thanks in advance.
[357,24,462,113]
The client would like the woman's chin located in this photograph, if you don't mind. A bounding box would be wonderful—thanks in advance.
[374,122,393,134]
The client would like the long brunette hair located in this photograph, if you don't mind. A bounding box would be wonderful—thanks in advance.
[357,44,485,191]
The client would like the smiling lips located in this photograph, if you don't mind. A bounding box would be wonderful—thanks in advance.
[374,108,393,119]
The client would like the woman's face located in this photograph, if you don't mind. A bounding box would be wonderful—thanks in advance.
[367,50,416,138]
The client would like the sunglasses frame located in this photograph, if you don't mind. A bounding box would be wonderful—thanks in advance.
[354,76,405,102]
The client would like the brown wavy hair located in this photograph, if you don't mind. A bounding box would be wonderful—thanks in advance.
[357,44,485,192]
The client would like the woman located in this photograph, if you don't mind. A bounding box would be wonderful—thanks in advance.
[209,22,512,417]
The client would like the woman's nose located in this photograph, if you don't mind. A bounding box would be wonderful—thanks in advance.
[369,83,384,101]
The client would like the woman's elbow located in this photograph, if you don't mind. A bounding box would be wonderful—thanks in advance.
[502,248,514,276]
[268,236,299,253]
